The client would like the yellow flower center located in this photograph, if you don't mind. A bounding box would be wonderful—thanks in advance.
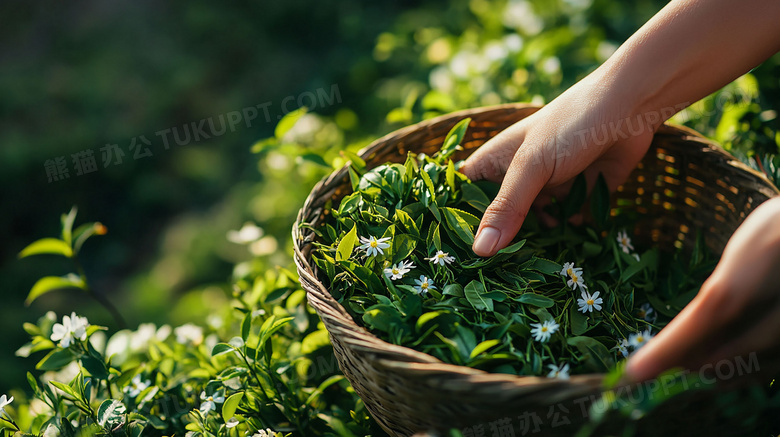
[208,396,214,402]
[567,268,573,277]
[571,275,579,283]
[587,299,594,305]
[541,327,548,333]
[636,336,644,343]
[392,268,399,274]
[370,241,378,248]
[422,282,428,289]
[637,310,646,318]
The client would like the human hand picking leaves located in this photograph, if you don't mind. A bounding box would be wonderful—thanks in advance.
[462,0,780,257]
[461,0,780,382]
[625,196,780,382]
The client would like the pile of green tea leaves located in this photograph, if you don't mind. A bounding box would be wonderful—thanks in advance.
[308,119,718,378]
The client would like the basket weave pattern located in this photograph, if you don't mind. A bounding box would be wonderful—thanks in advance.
[293,103,779,436]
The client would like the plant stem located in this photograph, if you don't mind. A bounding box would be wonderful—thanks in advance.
[73,256,127,329]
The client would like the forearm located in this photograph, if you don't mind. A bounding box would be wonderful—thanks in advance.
[596,0,780,127]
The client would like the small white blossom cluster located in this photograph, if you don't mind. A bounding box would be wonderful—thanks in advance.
[383,260,415,280]
[174,323,204,345]
[382,258,436,296]
[560,262,587,292]
[635,303,656,323]
[530,320,559,343]
[546,363,570,380]
[355,232,459,297]
[124,374,151,398]
[199,389,225,414]
[616,229,640,261]
[427,250,455,266]
[358,235,391,257]
[50,312,90,348]
[0,393,13,416]
[614,328,655,358]
[561,262,606,315]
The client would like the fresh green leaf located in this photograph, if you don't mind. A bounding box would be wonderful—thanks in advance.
[222,392,244,422]
[274,107,307,139]
[469,339,502,359]
[437,118,471,162]
[97,399,127,427]
[464,280,493,312]
[211,343,235,357]
[25,275,86,306]
[18,238,73,258]
[518,293,555,308]
[336,224,358,262]
[442,207,475,245]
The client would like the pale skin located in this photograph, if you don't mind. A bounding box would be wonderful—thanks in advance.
[460,0,780,382]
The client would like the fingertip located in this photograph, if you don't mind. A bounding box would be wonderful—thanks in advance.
[624,351,653,383]
[473,226,501,257]
[459,160,475,181]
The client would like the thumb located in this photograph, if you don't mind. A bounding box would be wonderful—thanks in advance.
[471,143,552,257]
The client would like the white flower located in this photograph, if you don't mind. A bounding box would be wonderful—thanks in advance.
[0,393,13,415]
[547,363,570,380]
[636,303,656,322]
[628,329,654,350]
[42,424,59,437]
[50,312,89,348]
[358,235,391,257]
[427,250,455,266]
[560,262,587,291]
[617,230,634,254]
[530,320,560,342]
[252,430,276,437]
[199,389,225,414]
[566,270,587,292]
[226,417,240,428]
[503,34,523,53]
[413,275,436,295]
[614,338,630,358]
[560,261,582,278]
[227,222,264,244]
[577,291,603,313]
[174,324,204,345]
[124,374,151,398]
[383,260,415,280]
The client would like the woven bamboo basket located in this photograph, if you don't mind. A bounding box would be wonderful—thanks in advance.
[293,103,779,436]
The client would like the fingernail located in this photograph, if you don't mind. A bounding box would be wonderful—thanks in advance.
[473,226,501,256]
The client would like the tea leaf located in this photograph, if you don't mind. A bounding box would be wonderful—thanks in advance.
[464,280,493,312]
[274,106,307,139]
[438,118,471,162]
[222,392,244,422]
[336,224,357,262]
[469,339,502,359]
[442,207,475,245]
[18,238,73,259]
[26,275,86,306]
[517,293,555,308]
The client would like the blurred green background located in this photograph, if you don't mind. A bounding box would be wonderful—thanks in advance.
[2,0,778,396]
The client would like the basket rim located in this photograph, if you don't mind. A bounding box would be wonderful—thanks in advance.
[292,102,780,397]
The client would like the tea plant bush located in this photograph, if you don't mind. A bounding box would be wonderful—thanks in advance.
[4,208,384,436]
